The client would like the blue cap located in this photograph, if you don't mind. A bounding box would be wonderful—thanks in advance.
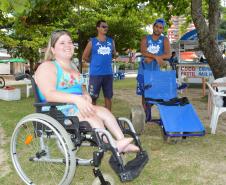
[154,18,166,27]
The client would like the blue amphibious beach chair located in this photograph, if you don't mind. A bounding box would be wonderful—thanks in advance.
[142,70,205,140]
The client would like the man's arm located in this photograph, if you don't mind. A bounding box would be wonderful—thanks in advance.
[160,37,171,60]
[140,36,155,61]
[82,40,92,63]
[140,35,165,65]
[112,40,118,59]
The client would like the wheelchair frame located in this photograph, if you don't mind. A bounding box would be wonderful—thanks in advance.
[10,73,148,185]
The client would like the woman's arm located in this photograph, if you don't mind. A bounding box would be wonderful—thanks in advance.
[35,62,95,117]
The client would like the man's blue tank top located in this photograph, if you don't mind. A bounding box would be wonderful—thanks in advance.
[38,61,83,102]
[138,35,165,74]
[90,37,113,75]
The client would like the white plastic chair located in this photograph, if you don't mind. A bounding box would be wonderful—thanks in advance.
[206,79,226,134]
[207,77,226,118]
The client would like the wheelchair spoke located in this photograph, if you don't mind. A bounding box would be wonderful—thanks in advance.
[11,114,76,185]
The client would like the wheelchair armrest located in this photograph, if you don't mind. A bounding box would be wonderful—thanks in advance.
[33,102,67,107]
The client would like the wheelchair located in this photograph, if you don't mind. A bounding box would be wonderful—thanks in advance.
[0,76,5,88]
[10,73,148,185]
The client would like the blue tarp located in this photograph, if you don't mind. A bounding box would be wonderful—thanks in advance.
[180,29,225,41]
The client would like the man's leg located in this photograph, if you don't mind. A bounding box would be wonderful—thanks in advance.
[142,95,146,110]
[104,98,112,111]
[142,95,152,122]
[88,76,102,105]
[102,75,113,111]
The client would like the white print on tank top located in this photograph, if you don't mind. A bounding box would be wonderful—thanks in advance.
[96,42,111,55]
[147,38,163,54]
[147,44,160,54]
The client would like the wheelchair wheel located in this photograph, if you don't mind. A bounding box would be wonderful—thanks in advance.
[10,113,76,185]
[130,105,145,135]
[0,76,5,88]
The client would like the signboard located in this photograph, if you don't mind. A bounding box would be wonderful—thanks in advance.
[180,65,213,78]
[178,63,214,95]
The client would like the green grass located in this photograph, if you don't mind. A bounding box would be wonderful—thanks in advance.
[1,79,226,185]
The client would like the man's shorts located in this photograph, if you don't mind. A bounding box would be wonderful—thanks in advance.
[89,75,113,99]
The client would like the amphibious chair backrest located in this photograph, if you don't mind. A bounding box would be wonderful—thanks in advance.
[143,70,177,101]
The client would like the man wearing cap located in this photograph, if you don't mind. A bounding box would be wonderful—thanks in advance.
[136,18,171,121]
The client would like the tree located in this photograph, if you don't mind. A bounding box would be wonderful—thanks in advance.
[219,6,226,39]
[0,0,78,73]
[0,0,152,73]
[191,0,226,78]
[4,0,223,78]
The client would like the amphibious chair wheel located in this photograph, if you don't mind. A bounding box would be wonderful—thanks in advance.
[10,113,76,185]
[130,105,145,135]
[0,76,5,88]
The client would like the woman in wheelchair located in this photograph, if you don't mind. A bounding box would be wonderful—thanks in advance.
[35,30,139,153]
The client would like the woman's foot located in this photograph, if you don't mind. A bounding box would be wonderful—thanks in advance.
[116,138,133,153]
[122,144,140,153]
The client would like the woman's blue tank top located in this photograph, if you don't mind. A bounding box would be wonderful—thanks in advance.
[37,61,84,116]
[38,61,83,102]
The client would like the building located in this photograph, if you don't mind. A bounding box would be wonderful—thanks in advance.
[0,48,27,75]
[167,16,195,43]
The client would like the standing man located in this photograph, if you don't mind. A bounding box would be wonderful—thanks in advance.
[82,20,117,111]
[136,18,171,120]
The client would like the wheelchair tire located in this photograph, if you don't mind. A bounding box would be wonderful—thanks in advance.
[0,76,5,88]
[130,105,145,135]
[92,173,114,185]
[10,113,76,185]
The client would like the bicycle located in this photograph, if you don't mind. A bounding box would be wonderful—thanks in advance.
[0,76,5,88]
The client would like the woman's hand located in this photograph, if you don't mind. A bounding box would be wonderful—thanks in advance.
[83,93,92,103]
[75,96,95,118]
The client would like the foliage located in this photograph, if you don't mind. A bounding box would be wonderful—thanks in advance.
[219,6,226,39]
[0,0,195,71]
[116,61,139,70]
[0,0,222,76]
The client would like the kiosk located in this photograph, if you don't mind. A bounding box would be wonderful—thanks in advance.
[176,29,225,96]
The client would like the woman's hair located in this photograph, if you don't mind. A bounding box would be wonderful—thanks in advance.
[44,30,72,61]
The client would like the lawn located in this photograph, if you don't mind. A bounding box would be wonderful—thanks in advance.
[1,78,226,185]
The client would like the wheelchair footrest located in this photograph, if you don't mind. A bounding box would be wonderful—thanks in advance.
[109,151,149,182]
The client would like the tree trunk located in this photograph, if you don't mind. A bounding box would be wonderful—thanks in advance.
[29,58,34,75]
[191,0,226,78]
